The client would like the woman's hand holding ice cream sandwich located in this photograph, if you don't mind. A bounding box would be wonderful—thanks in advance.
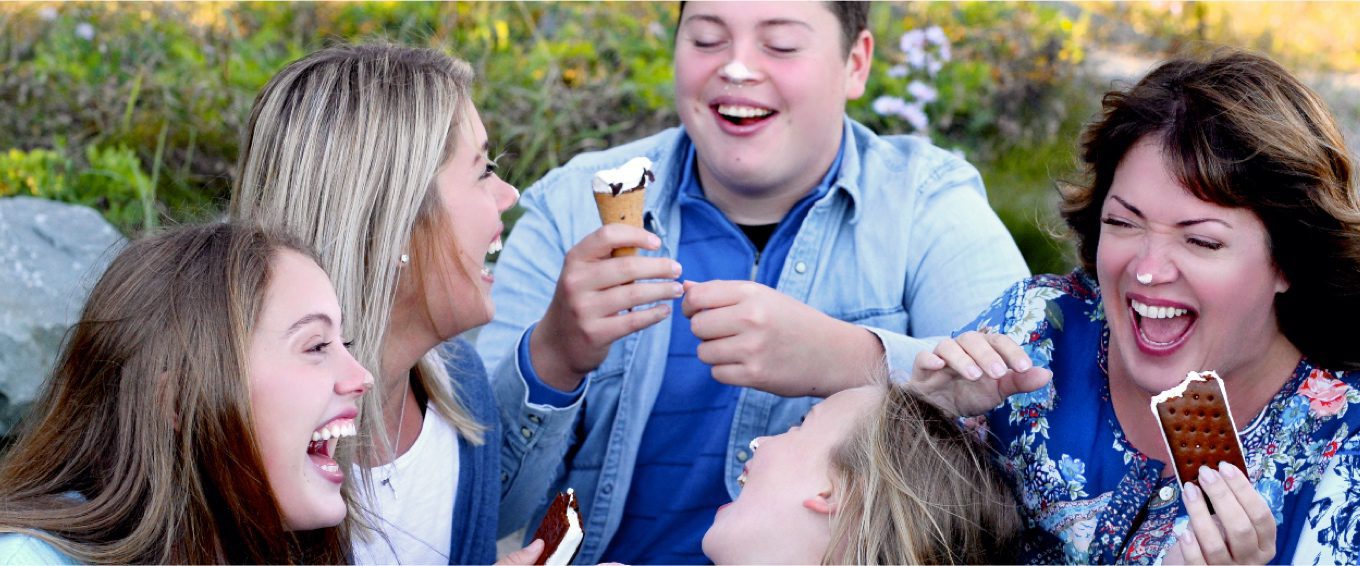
[531,224,684,391]
[682,279,884,398]
[1167,462,1276,565]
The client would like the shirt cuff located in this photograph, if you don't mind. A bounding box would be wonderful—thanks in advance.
[519,322,585,407]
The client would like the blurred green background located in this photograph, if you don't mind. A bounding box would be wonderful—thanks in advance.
[2,1,1358,274]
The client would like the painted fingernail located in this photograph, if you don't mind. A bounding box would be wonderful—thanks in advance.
[990,362,1007,377]
[967,365,984,379]
[1199,466,1220,485]
[1182,482,1199,502]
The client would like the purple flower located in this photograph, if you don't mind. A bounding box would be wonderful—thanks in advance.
[899,29,926,53]
[75,22,94,41]
[925,26,948,47]
[907,80,938,104]
[872,95,909,117]
[901,102,929,132]
[887,64,909,79]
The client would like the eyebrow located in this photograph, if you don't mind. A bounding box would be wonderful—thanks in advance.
[473,139,489,165]
[284,313,333,337]
[1109,195,1234,229]
[681,14,813,32]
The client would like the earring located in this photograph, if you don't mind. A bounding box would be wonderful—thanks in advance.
[400,253,410,265]
[1137,273,1153,285]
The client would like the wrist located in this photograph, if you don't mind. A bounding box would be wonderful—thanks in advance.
[528,327,588,392]
[829,322,886,393]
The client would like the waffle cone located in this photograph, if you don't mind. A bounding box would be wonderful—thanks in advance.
[593,189,647,257]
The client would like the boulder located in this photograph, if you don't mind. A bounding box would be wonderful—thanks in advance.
[0,197,124,437]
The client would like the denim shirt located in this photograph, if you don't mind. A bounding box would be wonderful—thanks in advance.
[477,117,1029,563]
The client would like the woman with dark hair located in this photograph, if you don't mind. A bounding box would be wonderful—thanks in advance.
[0,223,372,563]
[910,50,1360,563]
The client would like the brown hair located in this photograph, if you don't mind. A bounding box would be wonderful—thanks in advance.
[825,384,1019,564]
[0,223,349,563]
[1061,50,1360,369]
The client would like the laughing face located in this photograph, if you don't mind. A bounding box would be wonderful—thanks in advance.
[248,250,372,531]
[420,101,520,339]
[674,2,871,211]
[1097,139,1292,395]
[703,386,879,564]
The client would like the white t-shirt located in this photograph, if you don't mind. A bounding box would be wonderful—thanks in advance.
[353,407,460,565]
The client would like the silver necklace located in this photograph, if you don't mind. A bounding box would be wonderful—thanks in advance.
[380,376,411,493]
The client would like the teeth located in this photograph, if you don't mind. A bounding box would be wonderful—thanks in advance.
[1131,299,1189,319]
[737,472,747,488]
[480,267,492,278]
[488,236,502,256]
[717,104,773,119]
[310,420,357,443]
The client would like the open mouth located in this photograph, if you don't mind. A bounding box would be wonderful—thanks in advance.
[1128,298,1197,354]
[481,235,502,281]
[306,417,356,482]
[714,103,776,127]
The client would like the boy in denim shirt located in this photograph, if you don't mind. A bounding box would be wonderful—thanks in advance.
[478,2,1028,563]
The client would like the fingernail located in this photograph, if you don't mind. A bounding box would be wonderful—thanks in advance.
[673,283,685,296]
[1182,481,1199,502]
[1016,358,1033,371]
[671,262,682,276]
[989,362,1007,378]
[649,236,661,248]
[1218,461,1240,478]
[1200,466,1220,485]
[967,365,984,379]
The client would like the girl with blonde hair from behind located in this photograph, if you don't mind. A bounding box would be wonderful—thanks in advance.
[232,44,528,564]
[702,380,1020,565]
[0,223,371,564]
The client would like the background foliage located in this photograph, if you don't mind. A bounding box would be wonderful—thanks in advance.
[2,1,1357,274]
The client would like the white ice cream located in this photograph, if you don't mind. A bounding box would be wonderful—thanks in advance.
[545,488,583,566]
[1150,370,1219,405]
[591,157,654,195]
[721,60,757,82]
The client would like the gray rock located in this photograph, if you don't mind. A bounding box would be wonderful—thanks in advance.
[0,197,124,437]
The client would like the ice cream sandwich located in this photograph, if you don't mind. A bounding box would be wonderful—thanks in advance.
[532,488,584,566]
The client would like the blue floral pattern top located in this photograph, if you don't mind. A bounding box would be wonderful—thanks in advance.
[968,270,1359,564]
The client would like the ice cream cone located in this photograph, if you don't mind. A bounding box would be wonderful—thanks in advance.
[594,189,647,257]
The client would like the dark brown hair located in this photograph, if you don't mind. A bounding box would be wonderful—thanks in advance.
[1061,50,1360,369]
[826,384,1019,564]
[0,223,351,563]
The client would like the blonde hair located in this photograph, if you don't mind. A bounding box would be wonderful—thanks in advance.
[230,43,486,468]
[0,223,348,563]
[825,383,1020,564]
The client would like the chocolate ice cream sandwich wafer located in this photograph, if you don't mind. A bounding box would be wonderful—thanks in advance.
[1150,370,1248,511]
[532,488,584,566]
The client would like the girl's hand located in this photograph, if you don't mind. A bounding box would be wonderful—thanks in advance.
[1175,462,1276,564]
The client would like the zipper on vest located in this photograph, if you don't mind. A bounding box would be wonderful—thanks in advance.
[749,250,761,281]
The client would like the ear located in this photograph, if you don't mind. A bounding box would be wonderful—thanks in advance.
[843,30,874,100]
[803,488,838,516]
[1273,266,1290,294]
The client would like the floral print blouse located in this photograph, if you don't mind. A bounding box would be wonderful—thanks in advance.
[969,271,1359,564]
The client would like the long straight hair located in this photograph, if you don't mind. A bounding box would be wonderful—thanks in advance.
[0,223,348,563]
[825,383,1020,564]
[230,44,487,470]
